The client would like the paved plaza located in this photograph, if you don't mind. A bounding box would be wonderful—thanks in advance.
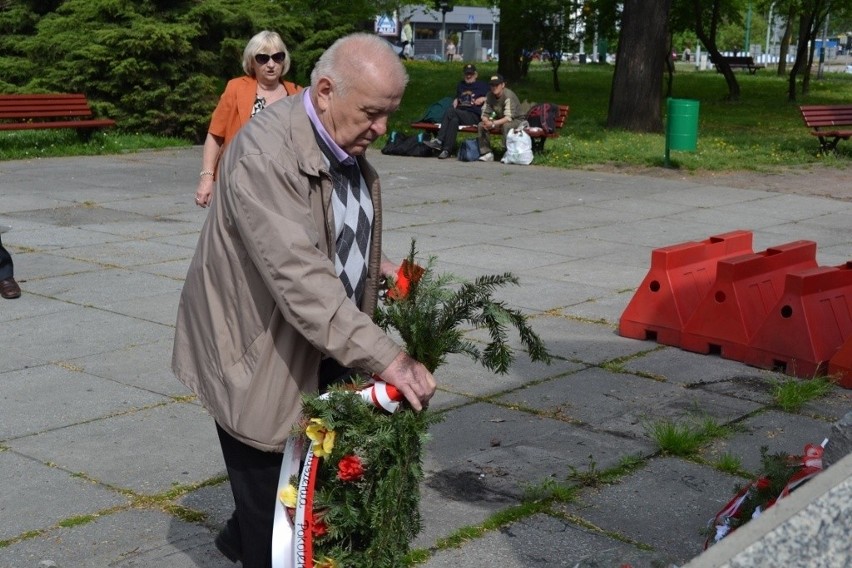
[0,148,850,567]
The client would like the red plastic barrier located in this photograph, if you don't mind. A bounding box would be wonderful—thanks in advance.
[828,335,852,389]
[680,241,818,361]
[618,230,753,347]
[744,263,852,379]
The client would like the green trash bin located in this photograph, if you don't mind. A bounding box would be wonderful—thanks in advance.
[665,98,699,165]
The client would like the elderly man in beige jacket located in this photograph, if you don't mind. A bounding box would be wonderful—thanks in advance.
[172,33,436,567]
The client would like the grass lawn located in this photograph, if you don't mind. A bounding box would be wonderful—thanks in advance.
[2,61,850,173]
[393,60,852,171]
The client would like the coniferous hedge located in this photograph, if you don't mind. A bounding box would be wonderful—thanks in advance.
[0,0,385,142]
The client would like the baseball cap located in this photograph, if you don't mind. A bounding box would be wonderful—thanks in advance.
[463,64,477,74]
[488,74,505,85]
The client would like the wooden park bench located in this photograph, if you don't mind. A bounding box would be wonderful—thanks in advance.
[799,104,852,153]
[0,93,116,138]
[712,55,765,74]
[411,103,570,153]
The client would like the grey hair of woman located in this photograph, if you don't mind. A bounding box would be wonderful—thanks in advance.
[242,30,291,77]
[310,33,408,98]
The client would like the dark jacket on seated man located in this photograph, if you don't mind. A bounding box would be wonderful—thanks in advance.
[427,64,489,158]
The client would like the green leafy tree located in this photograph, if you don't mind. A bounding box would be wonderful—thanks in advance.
[1,0,395,141]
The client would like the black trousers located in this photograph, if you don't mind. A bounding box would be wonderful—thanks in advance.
[214,360,349,567]
[436,106,480,152]
[0,234,13,281]
[216,423,281,568]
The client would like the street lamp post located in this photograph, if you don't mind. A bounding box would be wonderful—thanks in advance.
[490,5,499,58]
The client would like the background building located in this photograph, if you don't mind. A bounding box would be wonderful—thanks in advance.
[396,4,501,61]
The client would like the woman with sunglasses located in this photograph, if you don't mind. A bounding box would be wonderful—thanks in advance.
[195,30,303,208]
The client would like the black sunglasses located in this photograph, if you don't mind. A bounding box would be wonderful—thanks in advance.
[254,52,286,65]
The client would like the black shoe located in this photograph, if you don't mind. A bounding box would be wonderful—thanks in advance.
[214,518,242,563]
[438,150,450,159]
[425,139,442,151]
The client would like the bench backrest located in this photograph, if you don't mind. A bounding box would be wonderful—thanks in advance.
[799,105,852,128]
[711,55,754,65]
[0,94,95,120]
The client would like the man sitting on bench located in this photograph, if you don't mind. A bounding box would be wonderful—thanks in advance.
[425,64,488,159]
[477,74,523,162]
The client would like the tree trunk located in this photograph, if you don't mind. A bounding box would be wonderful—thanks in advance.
[693,0,739,101]
[498,0,524,82]
[787,13,813,101]
[606,0,671,132]
[787,0,827,102]
[777,7,795,76]
[550,59,561,92]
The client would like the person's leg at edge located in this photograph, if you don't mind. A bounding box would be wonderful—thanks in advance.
[216,422,282,568]
[477,123,491,157]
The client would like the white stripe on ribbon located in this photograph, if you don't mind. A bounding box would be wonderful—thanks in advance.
[271,379,405,567]
[271,436,302,568]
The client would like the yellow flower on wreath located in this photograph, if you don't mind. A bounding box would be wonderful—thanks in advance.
[306,417,336,458]
[278,484,297,508]
[314,556,340,568]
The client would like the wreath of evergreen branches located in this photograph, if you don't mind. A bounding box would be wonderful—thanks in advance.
[297,239,551,567]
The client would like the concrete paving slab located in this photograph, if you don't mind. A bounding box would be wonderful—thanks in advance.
[559,457,743,564]
[538,257,649,291]
[69,338,190,397]
[0,509,233,568]
[48,240,194,269]
[0,294,78,325]
[7,251,101,281]
[3,225,131,251]
[176,480,234,531]
[424,402,654,500]
[690,373,779,405]
[8,403,224,495]
[0,363,168,440]
[0,449,129,541]
[581,219,727,249]
[0,306,169,361]
[22,268,182,307]
[622,347,762,386]
[497,367,761,440]
[700,410,835,474]
[102,289,182,326]
[421,512,675,568]
[480,275,616,315]
[509,315,654,365]
[77,218,199,240]
[429,351,583,406]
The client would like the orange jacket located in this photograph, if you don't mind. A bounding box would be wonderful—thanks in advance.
[208,75,303,147]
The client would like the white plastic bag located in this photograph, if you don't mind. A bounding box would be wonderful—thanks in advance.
[501,124,533,165]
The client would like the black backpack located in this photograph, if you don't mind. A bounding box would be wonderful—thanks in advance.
[381,131,434,158]
[525,102,559,133]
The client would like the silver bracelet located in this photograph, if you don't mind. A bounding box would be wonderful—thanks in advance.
[199,170,214,178]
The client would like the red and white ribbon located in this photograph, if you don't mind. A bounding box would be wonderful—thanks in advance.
[271,379,404,568]
[360,380,403,413]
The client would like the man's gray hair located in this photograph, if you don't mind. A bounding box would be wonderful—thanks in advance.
[310,33,408,97]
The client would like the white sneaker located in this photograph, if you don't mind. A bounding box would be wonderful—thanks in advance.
[478,152,494,162]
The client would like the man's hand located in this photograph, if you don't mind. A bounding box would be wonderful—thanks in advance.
[380,352,436,411]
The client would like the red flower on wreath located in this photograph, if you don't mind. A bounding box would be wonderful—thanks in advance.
[387,259,425,301]
[337,454,365,482]
[312,514,328,538]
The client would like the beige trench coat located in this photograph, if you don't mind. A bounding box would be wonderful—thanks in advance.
[172,93,401,452]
